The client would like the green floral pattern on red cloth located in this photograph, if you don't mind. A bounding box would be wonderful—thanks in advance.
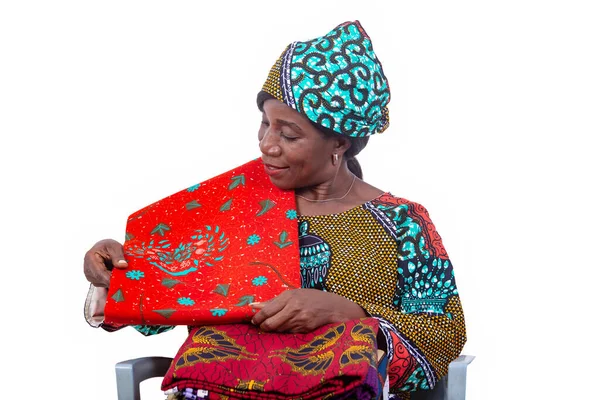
[104,159,300,326]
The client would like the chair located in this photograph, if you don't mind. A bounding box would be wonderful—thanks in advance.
[115,354,475,400]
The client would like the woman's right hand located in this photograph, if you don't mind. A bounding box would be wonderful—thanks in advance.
[83,239,128,288]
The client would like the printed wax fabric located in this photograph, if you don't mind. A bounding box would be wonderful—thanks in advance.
[104,158,300,326]
[161,318,385,400]
[296,193,467,398]
[260,20,391,138]
[133,193,466,398]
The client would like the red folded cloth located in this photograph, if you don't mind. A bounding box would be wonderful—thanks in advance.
[161,318,382,400]
[104,159,300,325]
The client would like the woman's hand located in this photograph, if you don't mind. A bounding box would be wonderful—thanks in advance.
[83,239,128,288]
[250,289,368,333]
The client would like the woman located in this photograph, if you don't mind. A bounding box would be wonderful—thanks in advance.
[84,21,466,399]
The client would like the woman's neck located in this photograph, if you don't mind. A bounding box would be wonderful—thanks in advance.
[295,177,385,217]
[295,166,355,203]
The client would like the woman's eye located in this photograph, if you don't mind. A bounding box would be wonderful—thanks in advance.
[261,121,270,127]
[282,135,298,141]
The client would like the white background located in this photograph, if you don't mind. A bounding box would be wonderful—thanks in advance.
[1,1,598,399]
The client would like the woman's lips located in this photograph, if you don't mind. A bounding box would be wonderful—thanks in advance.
[263,163,288,177]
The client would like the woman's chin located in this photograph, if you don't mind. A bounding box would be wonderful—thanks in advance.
[267,176,296,191]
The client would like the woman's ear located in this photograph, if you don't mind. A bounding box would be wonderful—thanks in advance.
[333,136,351,155]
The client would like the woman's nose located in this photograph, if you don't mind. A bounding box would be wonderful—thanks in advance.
[259,130,282,157]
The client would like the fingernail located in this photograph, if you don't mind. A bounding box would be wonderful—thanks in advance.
[117,260,128,265]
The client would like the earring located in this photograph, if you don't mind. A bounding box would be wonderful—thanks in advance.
[333,153,339,165]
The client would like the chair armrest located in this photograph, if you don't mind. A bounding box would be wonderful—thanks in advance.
[447,355,475,400]
[116,356,173,400]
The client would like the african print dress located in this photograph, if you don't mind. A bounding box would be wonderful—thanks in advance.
[124,193,467,398]
[297,193,467,397]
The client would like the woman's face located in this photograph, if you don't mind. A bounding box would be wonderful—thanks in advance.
[258,100,341,190]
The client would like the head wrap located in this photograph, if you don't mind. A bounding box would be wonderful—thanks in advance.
[259,20,391,138]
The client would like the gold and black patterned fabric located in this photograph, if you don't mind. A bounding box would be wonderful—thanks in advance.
[298,193,467,396]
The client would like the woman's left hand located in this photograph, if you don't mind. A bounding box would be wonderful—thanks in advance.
[250,289,367,333]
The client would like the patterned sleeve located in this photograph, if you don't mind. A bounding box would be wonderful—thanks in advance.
[362,197,467,393]
[98,318,176,337]
[130,324,176,336]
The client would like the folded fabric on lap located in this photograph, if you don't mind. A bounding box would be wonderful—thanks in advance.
[161,318,383,400]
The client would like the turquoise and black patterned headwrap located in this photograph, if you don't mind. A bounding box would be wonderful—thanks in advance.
[259,21,391,138]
